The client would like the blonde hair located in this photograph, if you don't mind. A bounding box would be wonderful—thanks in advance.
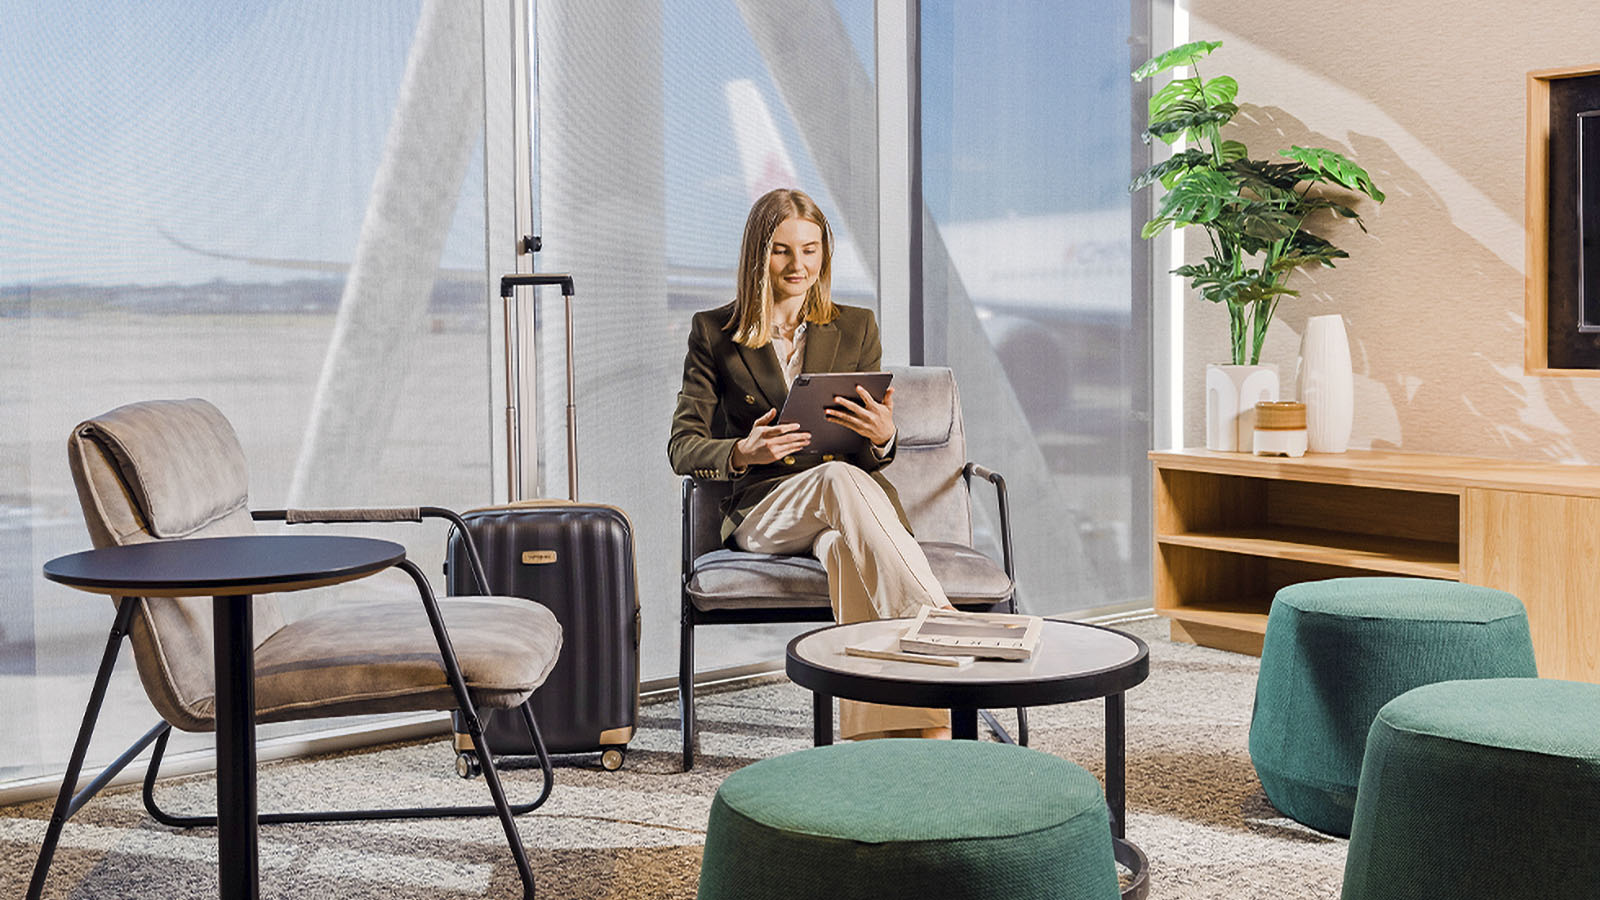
[726,188,838,347]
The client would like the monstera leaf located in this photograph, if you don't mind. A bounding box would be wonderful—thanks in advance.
[1228,158,1308,196]
[1148,74,1239,120]
[1129,149,1211,193]
[1218,140,1248,162]
[1132,40,1222,82]
[1174,258,1298,308]
[1142,169,1237,238]
[1144,101,1238,145]
[1279,146,1386,202]
[1271,231,1349,272]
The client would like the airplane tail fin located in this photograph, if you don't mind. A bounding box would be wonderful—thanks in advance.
[724,79,798,201]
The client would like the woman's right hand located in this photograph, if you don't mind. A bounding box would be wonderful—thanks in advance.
[732,409,811,468]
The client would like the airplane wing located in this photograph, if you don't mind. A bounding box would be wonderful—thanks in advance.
[158,225,482,282]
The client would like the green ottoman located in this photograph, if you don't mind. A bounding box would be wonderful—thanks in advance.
[1248,577,1537,836]
[1342,678,1600,900]
[697,739,1120,900]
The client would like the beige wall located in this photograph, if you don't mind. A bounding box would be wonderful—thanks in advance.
[1180,1,1600,461]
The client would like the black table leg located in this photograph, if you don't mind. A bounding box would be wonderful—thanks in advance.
[213,595,259,900]
[952,708,978,740]
[1103,692,1148,899]
[1106,691,1125,839]
[813,692,832,746]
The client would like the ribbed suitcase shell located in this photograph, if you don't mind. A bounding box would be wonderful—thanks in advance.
[447,501,640,759]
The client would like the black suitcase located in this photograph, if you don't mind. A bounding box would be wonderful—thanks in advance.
[444,272,641,773]
[446,501,639,771]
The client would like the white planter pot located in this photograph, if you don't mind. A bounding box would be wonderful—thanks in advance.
[1299,315,1354,453]
[1205,364,1280,451]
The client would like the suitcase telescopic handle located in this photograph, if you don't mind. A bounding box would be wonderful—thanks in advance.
[500,272,579,503]
[500,273,574,297]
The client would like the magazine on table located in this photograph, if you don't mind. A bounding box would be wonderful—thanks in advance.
[898,606,1043,661]
[844,628,976,668]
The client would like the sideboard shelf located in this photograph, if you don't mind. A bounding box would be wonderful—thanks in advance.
[1155,526,1460,580]
[1151,448,1600,682]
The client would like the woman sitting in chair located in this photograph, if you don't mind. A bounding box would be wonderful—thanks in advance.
[668,187,952,740]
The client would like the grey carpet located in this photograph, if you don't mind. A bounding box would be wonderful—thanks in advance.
[0,618,1348,898]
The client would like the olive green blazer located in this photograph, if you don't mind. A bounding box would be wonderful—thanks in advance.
[668,302,909,544]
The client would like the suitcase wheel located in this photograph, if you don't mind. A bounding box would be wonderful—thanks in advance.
[600,746,626,772]
[455,751,483,780]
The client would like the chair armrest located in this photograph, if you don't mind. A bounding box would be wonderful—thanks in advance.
[252,506,491,596]
[681,478,694,587]
[261,507,422,524]
[962,462,1015,581]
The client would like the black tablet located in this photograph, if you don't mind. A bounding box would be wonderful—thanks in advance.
[776,371,893,455]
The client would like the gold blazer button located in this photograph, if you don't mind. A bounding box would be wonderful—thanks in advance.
[744,394,756,404]
[821,454,835,462]
[783,455,795,465]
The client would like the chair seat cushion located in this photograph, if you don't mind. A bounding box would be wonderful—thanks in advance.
[223,596,561,727]
[687,541,1012,612]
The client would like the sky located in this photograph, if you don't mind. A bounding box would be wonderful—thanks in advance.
[921,1,1132,223]
[0,0,1130,289]
[0,1,464,287]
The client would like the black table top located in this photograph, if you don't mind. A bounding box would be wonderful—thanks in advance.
[786,617,1150,709]
[43,534,407,597]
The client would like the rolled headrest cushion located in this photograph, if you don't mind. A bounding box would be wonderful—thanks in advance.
[886,367,956,447]
[74,398,250,539]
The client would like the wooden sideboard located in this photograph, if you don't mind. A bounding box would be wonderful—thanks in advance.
[1151,448,1600,683]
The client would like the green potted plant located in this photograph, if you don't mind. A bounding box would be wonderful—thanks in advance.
[1131,40,1384,450]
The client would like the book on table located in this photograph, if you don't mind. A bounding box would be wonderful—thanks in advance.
[898,607,1043,661]
[844,628,975,667]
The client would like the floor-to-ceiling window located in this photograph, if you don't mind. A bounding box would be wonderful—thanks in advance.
[919,2,1150,616]
[0,1,509,789]
[529,0,879,680]
[1,1,1161,795]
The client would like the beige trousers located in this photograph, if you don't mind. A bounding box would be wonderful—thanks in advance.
[732,461,950,739]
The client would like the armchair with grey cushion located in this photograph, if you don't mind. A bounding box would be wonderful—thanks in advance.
[28,398,563,900]
[678,366,1027,769]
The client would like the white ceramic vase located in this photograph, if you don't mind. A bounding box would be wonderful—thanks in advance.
[1205,364,1280,451]
[1299,314,1354,453]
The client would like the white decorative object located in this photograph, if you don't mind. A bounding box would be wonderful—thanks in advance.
[1205,364,1280,451]
[1253,401,1308,457]
[1253,428,1307,457]
[1299,315,1354,453]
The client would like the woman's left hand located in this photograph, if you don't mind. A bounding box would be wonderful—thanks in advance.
[826,385,896,446]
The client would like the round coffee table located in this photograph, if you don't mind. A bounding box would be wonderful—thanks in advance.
[786,617,1150,900]
[41,534,407,900]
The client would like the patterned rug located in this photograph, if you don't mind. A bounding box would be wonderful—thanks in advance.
[0,618,1348,898]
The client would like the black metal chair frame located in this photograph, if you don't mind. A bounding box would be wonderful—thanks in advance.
[28,506,554,900]
[679,462,1028,770]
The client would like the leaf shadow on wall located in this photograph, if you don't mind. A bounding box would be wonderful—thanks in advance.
[1229,104,1600,462]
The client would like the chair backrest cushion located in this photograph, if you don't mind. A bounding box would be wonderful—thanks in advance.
[67,398,282,731]
[880,366,972,545]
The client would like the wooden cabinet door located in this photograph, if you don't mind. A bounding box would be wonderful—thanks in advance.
[1463,488,1600,682]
